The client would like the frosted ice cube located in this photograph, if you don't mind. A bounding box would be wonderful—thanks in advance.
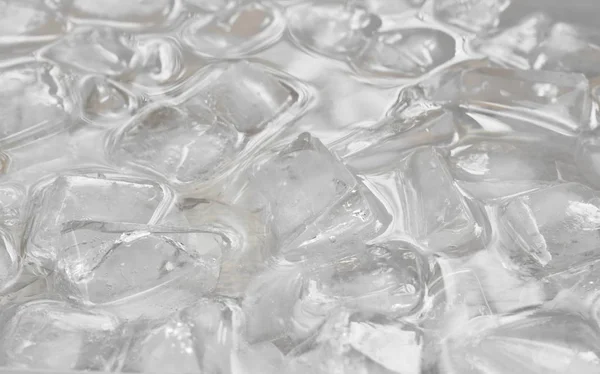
[244,241,430,343]
[41,27,135,76]
[395,147,488,256]
[498,183,600,277]
[0,300,124,371]
[0,60,73,149]
[78,75,137,123]
[181,1,285,58]
[54,224,222,308]
[108,104,239,185]
[25,173,173,271]
[287,1,380,60]
[0,0,64,46]
[432,67,592,136]
[239,133,376,245]
[286,310,422,374]
[66,0,176,29]
[440,309,600,374]
[352,28,456,78]
[433,0,510,34]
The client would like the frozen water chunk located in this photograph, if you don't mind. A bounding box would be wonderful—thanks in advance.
[0,229,18,292]
[244,241,430,343]
[433,0,510,34]
[498,183,600,277]
[0,0,64,45]
[0,300,124,371]
[78,75,137,122]
[0,60,73,149]
[287,2,380,60]
[448,138,573,200]
[474,13,552,70]
[66,0,176,29]
[352,28,456,78]
[440,310,600,373]
[577,136,600,189]
[126,298,282,374]
[197,61,292,134]
[184,0,231,12]
[108,105,239,185]
[240,133,376,245]
[396,147,487,256]
[433,67,592,136]
[25,173,173,271]
[54,224,222,308]
[533,23,600,77]
[0,183,25,227]
[363,0,425,14]
[42,27,135,76]
[181,1,285,58]
[286,310,422,374]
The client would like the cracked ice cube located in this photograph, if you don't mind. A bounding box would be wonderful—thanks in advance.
[0,300,124,371]
[498,183,600,277]
[395,147,488,255]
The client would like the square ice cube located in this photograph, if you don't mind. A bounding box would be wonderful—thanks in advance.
[25,173,173,271]
[0,300,123,371]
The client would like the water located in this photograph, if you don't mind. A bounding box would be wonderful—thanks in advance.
[0,0,600,373]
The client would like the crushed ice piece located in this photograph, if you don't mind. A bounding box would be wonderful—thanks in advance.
[0,300,124,371]
[0,0,64,46]
[395,147,488,256]
[432,0,510,34]
[498,183,600,277]
[0,229,18,293]
[78,75,137,123]
[181,1,285,58]
[65,0,176,29]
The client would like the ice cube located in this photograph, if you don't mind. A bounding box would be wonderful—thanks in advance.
[474,13,553,70]
[432,0,510,34]
[181,1,285,58]
[0,183,25,228]
[184,0,231,12]
[352,28,456,78]
[41,27,135,76]
[363,0,425,14]
[244,241,430,343]
[108,104,239,185]
[439,309,600,373]
[239,133,375,245]
[66,0,176,29]
[576,135,600,189]
[497,183,600,277]
[25,173,173,271]
[286,310,422,374]
[54,224,222,309]
[0,60,73,149]
[395,147,488,256]
[78,75,137,123]
[287,1,380,60]
[0,229,18,292]
[432,67,592,136]
[0,300,124,371]
[448,138,573,200]
[193,61,293,134]
[0,0,64,46]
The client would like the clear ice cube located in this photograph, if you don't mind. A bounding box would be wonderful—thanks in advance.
[66,0,176,29]
[0,60,73,149]
[0,229,18,292]
[181,1,285,58]
[0,0,64,46]
[78,75,137,123]
[0,300,124,371]
[287,2,380,60]
[432,66,592,136]
[239,133,375,245]
[352,28,456,78]
[286,310,422,374]
[440,309,600,373]
[25,173,173,271]
[108,104,239,185]
[395,147,487,256]
[243,241,430,343]
[498,182,600,277]
[432,0,510,34]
